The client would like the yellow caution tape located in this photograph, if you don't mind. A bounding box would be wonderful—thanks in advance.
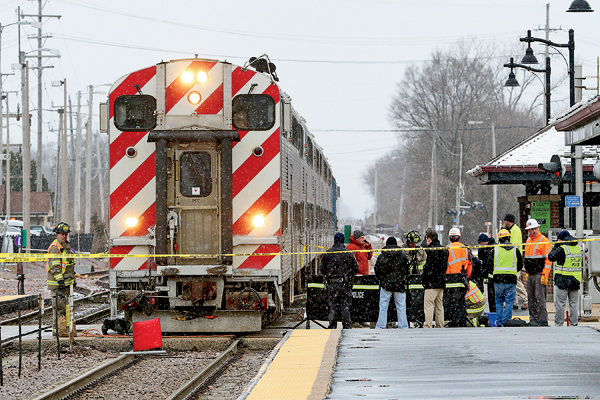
[1,236,597,262]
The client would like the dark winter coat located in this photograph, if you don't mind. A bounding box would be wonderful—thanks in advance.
[374,244,410,292]
[321,242,360,285]
[478,237,495,280]
[548,241,581,291]
[422,239,448,290]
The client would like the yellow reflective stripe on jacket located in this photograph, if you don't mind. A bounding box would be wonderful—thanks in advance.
[465,281,484,303]
[409,284,424,290]
[352,285,379,290]
[445,282,465,288]
[308,283,325,288]
[467,303,486,314]
[555,244,583,282]
[494,246,518,276]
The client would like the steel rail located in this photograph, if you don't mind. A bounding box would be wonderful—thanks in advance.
[0,290,109,326]
[166,337,242,400]
[30,354,139,400]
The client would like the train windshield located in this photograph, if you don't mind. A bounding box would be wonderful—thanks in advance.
[114,95,157,131]
[232,94,275,131]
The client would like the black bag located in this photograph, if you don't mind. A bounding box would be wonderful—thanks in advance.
[503,318,528,327]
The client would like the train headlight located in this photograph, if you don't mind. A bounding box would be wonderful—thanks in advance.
[125,217,138,228]
[252,215,265,228]
[188,91,201,105]
[197,71,208,83]
[181,71,194,83]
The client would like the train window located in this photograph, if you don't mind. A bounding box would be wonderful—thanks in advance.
[282,200,289,233]
[306,137,314,166]
[180,152,212,197]
[114,95,157,131]
[291,116,304,157]
[232,94,275,131]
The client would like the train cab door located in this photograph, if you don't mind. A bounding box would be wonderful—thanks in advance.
[167,143,221,264]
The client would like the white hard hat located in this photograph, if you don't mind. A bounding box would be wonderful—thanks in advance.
[449,227,461,236]
[525,218,540,230]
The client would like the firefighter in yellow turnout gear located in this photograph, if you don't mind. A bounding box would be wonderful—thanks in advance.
[47,222,76,337]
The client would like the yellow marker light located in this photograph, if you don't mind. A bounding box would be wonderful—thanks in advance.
[188,91,201,105]
[252,215,265,228]
[125,217,138,228]
[181,71,194,83]
[197,71,208,83]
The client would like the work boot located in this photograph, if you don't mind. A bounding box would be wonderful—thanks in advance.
[57,315,68,337]
[513,304,519,310]
[521,303,528,310]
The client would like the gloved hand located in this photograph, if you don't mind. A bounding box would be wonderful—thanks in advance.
[58,280,65,290]
[540,274,548,285]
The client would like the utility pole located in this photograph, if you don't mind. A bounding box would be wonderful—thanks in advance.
[74,91,82,232]
[21,1,61,192]
[85,85,93,233]
[21,54,31,250]
[60,79,68,224]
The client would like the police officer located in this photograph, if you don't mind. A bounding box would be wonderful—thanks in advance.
[320,232,359,329]
[47,222,76,337]
[548,230,583,326]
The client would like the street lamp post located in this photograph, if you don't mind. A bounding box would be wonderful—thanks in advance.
[519,29,580,236]
[52,80,68,223]
[503,56,552,124]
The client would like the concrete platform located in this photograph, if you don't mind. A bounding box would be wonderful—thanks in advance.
[327,326,600,399]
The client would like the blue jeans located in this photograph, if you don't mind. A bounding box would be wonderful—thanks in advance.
[376,289,408,329]
[494,282,516,326]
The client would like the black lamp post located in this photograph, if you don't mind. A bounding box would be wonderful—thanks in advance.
[503,56,551,124]
[520,29,575,107]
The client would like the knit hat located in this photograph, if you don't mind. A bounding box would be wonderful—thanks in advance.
[503,213,516,223]
[386,236,397,246]
[334,232,345,243]
[477,233,490,243]
[353,230,365,239]
[557,230,576,241]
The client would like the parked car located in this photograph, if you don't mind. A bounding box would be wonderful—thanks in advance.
[30,225,53,237]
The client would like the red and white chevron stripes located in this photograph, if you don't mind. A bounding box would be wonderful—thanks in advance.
[109,60,283,272]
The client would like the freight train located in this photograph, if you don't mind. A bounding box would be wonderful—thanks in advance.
[102,55,339,332]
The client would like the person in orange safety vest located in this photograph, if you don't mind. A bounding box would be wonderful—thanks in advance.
[446,227,472,277]
[523,218,552,326]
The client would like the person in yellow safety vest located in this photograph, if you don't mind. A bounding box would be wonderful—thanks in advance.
[523,219,552,326]
[446,228,472,278]
[47,222,76,337]
[548,230,583,327]
[503,213,528,311]
[465,280,486,325]
[493,229,524,327]
[404,230,427,274]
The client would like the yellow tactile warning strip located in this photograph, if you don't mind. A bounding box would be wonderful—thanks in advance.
[246,329,340,400]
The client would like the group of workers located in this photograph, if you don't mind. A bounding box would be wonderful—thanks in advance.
[321,213,583,329]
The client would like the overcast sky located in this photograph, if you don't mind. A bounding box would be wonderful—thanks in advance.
[1,0,599,219]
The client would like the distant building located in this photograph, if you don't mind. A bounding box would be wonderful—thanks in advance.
[0,186,54,226]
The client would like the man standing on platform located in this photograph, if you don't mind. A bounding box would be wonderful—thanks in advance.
[503,214,528,310]
[477,233,496,312]
[46,222,76,337]
[321,232,359,329]
[422,228,448,328]
[492,229,523,326]
[523,219,552,326]
[548,230,583,327]
[374,237,410,329]
[347,230,373,275]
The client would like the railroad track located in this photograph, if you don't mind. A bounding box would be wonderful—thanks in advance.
[0,290,109,326]
[31,337,242,400]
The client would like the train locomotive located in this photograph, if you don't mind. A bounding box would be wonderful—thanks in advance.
[103,55,339,332]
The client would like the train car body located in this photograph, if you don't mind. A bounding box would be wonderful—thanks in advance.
[105,56,338,332]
